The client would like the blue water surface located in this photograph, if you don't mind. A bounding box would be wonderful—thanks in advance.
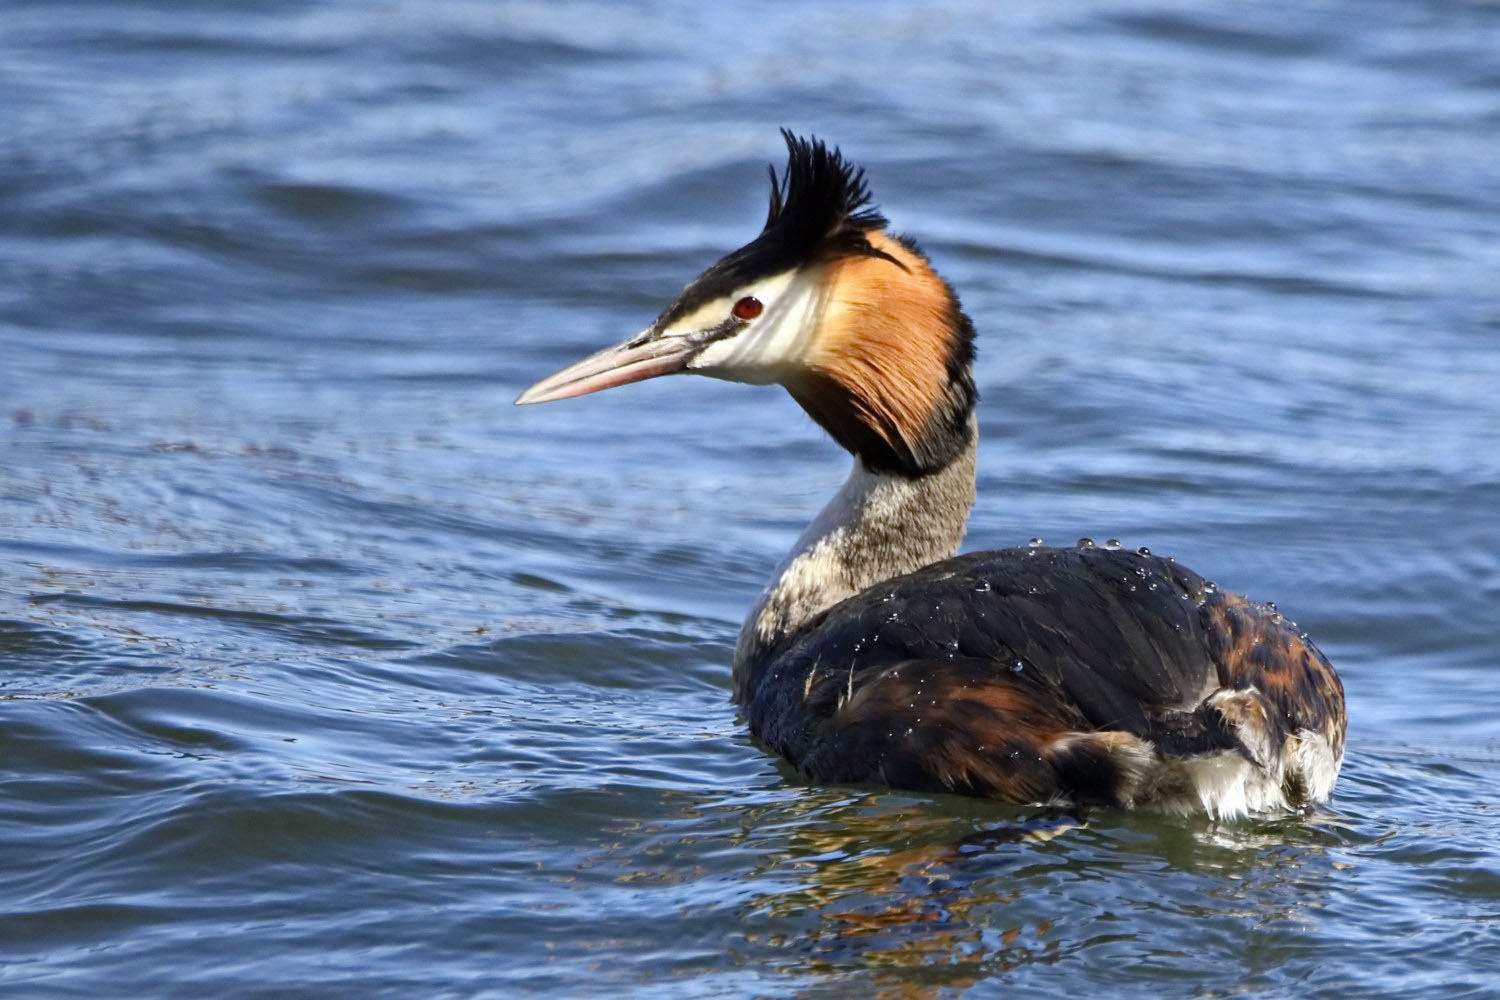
[3,1,1499,997]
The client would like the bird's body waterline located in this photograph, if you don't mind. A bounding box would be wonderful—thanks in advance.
[518,132,1346,818]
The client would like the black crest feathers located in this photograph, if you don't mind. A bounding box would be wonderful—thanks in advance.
[761,130,890,262]
[652,132,899,330]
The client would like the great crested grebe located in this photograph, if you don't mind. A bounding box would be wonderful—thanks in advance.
[518,132,1345,818]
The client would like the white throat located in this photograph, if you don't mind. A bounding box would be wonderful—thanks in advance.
[732,428,977,692]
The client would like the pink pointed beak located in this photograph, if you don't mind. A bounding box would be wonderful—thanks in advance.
[515,331,698,405]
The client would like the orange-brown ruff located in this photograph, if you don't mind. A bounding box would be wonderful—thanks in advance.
[788,231,972,474]
[517,132,1346,818]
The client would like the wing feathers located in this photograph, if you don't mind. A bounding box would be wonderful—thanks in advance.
[744,546,1345,810]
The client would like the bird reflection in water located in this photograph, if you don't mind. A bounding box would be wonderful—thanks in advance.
[720,795,1347,998]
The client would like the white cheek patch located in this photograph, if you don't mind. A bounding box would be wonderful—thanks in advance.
[660,297,735,337]
[687,268,827,384]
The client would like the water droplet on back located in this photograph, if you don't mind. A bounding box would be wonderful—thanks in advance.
[1076,537,1094,548]
[1105,538,1121,550]
[1028,537,1044,548]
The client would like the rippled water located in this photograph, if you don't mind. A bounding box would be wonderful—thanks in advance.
[4,1,1500,996]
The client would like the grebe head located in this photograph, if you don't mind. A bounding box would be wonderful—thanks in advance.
[517,130,977,477]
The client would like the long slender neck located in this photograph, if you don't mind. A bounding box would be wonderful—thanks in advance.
[732,427,976,699]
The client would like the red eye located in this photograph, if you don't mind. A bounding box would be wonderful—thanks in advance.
[732,296,763,321]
